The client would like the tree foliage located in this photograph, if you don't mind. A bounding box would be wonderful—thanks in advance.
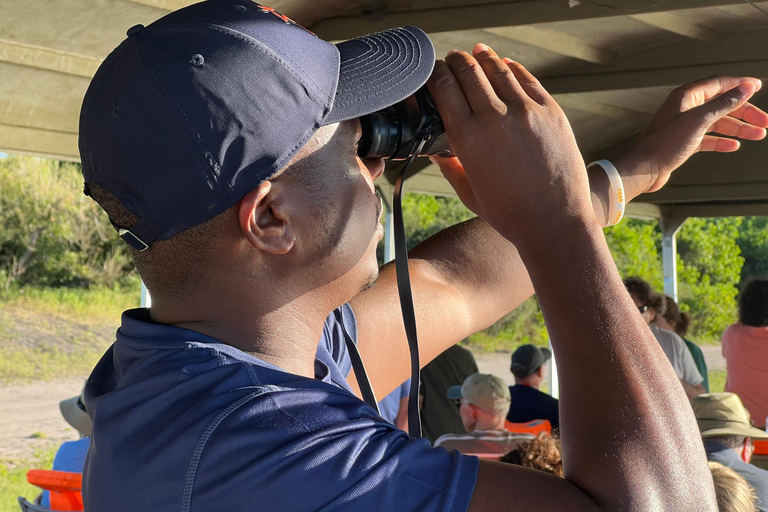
[0,156,136,289]
[1,155,765,346]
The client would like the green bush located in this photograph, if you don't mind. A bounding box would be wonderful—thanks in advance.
[0,155,136,289]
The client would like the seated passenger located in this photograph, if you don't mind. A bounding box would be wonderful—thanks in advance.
[500,431,563,477]
[39,388,92,510]
[624,276,705,398]
[434,373,532,456]
[656,294,709,392]
[506,344,559,430]
[709,461,758,512]
[723,277,768,428]
[692,393,768,512]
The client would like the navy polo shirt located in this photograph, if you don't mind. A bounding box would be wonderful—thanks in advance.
[83,305,478,511]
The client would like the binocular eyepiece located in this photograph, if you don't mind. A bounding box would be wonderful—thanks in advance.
[357,86,453,161]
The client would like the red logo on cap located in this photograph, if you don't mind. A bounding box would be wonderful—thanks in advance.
[257,4,316,36]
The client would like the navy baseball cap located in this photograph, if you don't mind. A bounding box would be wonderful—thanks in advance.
[79,0,435,250]
[510,344,551,379]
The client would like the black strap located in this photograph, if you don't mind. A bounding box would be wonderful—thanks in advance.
[394,137,429,438]
[342,314,379,413]
[346,135,429,437]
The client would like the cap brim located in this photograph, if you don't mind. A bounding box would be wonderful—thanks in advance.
[324,26,435,125]
[446,385,463,400]
[700,421,768,440]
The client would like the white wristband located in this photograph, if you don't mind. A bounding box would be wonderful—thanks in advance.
[587,159,625,227]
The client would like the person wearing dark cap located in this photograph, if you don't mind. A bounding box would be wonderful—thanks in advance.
[693,393,768,511]
[507,344,560,430]
[76,0,768,509]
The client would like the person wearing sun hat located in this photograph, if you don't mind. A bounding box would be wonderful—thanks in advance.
[693,392,768,511]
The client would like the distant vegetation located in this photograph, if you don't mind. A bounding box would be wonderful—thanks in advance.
[397,192,767,349]
[0,155,136,291]
[0,155,766,353]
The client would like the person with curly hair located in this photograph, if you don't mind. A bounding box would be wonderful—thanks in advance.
[723,277,768,427]
[500,432,563,477]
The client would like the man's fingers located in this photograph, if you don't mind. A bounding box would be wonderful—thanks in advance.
[427,59,472,125]
[503,59,550,106]
[678,76,762,106]
[444,49,507,115]
[709,116,767,140]
[729,102,768,128]
[471,44,528,106]
[699,134,740,153]
[689,82,756,131]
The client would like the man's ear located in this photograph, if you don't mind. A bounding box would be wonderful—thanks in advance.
[238,181,294,254]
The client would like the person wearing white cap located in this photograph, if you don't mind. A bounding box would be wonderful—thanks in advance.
[38,388,92,510]
[434,373,532,456]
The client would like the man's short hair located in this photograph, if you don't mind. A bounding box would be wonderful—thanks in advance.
[705,435,748,450]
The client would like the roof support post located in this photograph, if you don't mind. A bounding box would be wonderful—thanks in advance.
[377,183,396,264]
[660,211,688,301]
[141,280,152,308]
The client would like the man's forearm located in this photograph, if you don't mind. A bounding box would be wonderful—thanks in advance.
[519,218,714,509]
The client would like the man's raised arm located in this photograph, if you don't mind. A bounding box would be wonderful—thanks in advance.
[350,62,767,400]
[429,45,720,510]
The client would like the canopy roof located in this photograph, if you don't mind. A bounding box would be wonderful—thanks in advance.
[2,0,768,219]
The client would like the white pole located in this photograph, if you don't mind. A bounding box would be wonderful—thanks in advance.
[141,280,151,308]
[549,338,559,399]
[660,215,687,302]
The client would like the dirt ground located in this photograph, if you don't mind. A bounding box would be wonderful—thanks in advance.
[0,377,84,463]
[0,345,725,462]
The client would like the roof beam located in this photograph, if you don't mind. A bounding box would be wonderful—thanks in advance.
[0,123,79,160]
[554,94,651,121]
[629,13,719,41]
[540,27,768,93]
[543,59,768,94]
[662,202,768,218]
[0,39,100,78]
[640,182,768,203]
[119,0,368,26]
[312,0,762,40]
[484,26,615,65]
[119,0,199,12]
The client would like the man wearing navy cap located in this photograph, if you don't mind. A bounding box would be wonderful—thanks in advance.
[507,344,560,430]
[79,1,768,510]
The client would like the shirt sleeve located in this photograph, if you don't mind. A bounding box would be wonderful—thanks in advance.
[189,385,479,512]
[675,333,704,386]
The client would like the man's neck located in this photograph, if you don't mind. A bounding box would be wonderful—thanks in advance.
[149,286,334,379]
